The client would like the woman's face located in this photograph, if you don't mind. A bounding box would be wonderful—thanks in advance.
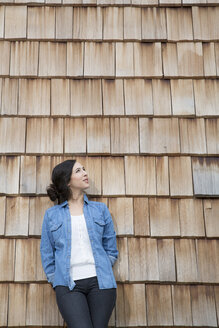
[68,162,89,191]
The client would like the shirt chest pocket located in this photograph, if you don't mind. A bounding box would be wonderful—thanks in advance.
[50,221,63,241]
[93,217,106,236]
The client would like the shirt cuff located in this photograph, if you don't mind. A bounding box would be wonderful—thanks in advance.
[108,255,117,266]
[47,272,55,285]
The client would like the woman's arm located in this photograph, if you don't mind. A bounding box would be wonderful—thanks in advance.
[40,211,55,285]
[102,204,119,266]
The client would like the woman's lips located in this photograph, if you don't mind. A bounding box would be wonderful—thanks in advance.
[84,179,89,182]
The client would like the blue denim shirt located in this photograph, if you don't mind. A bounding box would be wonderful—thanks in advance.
[40,193,118,291]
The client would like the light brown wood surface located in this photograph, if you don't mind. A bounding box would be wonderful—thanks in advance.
[0,2,218,327]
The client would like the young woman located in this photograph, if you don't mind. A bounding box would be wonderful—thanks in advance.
[40,159,118,328]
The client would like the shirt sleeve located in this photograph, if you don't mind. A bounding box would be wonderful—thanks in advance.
[102,203,119,266]
[40,211,55,285]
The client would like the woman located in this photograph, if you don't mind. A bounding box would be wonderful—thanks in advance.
[40,159,119,328]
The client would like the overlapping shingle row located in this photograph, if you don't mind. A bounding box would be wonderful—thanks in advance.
[0,6,219,41]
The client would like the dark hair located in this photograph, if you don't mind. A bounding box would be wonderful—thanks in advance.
[47,159,76,204]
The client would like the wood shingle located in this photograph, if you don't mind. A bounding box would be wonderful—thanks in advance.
[142,8,167,41]
[8,284,27,326]
[191,285,218,326]
[14,239,44,282]
[102,157,125,195]
[67,42,84,77]
[51,79,70,116]
[194,79,219,116]
[111,118,139,154]
[19,79,50,116]
[155,156,169,195]
[139,117,180,154]
[0,118,26,153]
[116,284,147,327]
[152,79,172,115]
[205,118,219,154]
[0,41,10,75]
[0,239,15,281]
[171,79,195,116]
[27,7,55,40]
[149,198,180,237]
[29,196,52,236]
[175,239,198,282]
[146,284,173,326]
[124,7,141,40]
[5,6,27,39]
[26,118,63,154]
[102,79,124,115]
[116,42,134,77]
[71,79,102,116]
[65,118,87,153]
[10,41,39,76]
[133,197,150,236]
[124,79,153,115]
[172,285,193,326]
[203,42,217,76]
[192,157,219,196]
[5,197,29,236]
[84,42,115,77]
[128,237,159,281]
[0,156,20,194]
[1,78,19,115]
[203,199,219,237]
[39,42,66,77]
[179,118,207,154]
[0,284,8,326]
[73,7,102,40]
[125,156,156,195]
[108,197,134,235]
[166,8,193,41]
[87,118,110,153]
[0,6,4,39]
[179,198,205,237]
[103,7,123,40]
[134,42,162,77]
[157,239,176,281]
[113,237,129,282]
[169,156,193,196]
[55,6,73,40]
[0,197,5,236]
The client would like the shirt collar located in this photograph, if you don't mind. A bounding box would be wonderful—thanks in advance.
[60,193,89,207]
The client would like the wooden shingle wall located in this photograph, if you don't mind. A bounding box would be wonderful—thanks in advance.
[0,0,219,327]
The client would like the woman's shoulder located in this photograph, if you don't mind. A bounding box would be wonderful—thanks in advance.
[88,199,107,210]
[44,203,63,218]
[88,200,109,220]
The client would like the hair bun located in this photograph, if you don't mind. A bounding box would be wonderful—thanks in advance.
[47,183,59,202]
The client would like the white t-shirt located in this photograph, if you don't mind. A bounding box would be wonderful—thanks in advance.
[70,213,97,280]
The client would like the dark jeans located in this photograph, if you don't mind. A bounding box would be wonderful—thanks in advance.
[54,276,116,328]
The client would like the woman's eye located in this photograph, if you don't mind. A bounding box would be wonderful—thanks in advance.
[76,167,85,172]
